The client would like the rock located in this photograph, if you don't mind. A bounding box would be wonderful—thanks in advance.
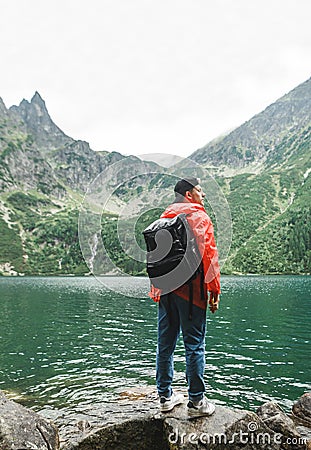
[257,402,306,449]
[293,393,311,425]
[291,393,311,449]
[0,390,59,450]
[3,388,310,450]
[57,388,163,449]
[10,92,72,150]
[58,388,310,450]
[64,415,166,450]
[164,405,274,450]
[64,401,301,450]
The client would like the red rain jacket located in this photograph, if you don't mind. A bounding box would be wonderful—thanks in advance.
[149,202,221,309]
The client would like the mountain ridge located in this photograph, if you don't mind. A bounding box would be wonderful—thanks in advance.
[191,77,311,173]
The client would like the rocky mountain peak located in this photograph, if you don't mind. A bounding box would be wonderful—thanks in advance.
[29,91,48,115]
[10,92,72,150]
[0,97,8,116]
[14,92,50,122]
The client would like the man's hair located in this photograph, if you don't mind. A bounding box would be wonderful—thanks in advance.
[174,177,200,197]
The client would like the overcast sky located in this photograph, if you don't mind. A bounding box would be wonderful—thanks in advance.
[0,0,310,158]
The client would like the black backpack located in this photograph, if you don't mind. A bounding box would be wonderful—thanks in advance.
[142,213,205,318]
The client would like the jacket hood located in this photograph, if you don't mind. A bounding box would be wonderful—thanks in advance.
[161,202,206,218]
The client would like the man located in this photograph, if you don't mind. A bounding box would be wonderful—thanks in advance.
[149,177,221,416]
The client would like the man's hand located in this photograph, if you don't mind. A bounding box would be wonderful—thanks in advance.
[208,291,219,313]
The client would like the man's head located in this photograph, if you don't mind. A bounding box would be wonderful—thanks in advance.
[174,177,205,206]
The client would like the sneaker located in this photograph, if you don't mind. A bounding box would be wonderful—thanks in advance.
[187,396,216,417]
[159,391,184,412]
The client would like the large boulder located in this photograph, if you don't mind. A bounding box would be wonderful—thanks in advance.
[0,391,59,450]
[291,393,311,449]
[59,389,310,450]
[293,393,311,425]
[163,404,275,450]
[257,402,306,450]
[2,387,310,450]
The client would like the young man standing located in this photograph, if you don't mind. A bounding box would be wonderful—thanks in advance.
[149,177,221,416]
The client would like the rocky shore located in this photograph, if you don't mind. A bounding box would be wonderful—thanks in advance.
[0,389,311,449]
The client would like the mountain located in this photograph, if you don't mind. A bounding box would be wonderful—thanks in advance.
[6,93,129,194]
[0,78,310,277]
[10,92,72,150]
[0,93,159,276]
[191,77,311,174]
[190,77,311,275]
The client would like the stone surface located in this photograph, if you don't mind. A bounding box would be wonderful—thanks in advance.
[65,416,166,450]
[51,387,162,449]
[257,401,306,449]
[2,388,311,450]
[45,388,309,450]
[10,92,72,150]
[293,393,311,425]
[0,391,59,450]
[291,393,311,450]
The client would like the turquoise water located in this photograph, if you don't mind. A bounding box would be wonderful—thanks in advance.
[0,275,310,414]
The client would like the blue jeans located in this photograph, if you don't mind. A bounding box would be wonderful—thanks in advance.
[156,292,207,402]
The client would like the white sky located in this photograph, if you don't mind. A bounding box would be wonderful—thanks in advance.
[0,0,310,158]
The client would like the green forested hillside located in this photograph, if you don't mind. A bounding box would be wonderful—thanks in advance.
[220,122,311,274]
[223,171,310,274]
[0,192,88,275]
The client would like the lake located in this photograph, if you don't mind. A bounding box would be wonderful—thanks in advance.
[0,275,310,417]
